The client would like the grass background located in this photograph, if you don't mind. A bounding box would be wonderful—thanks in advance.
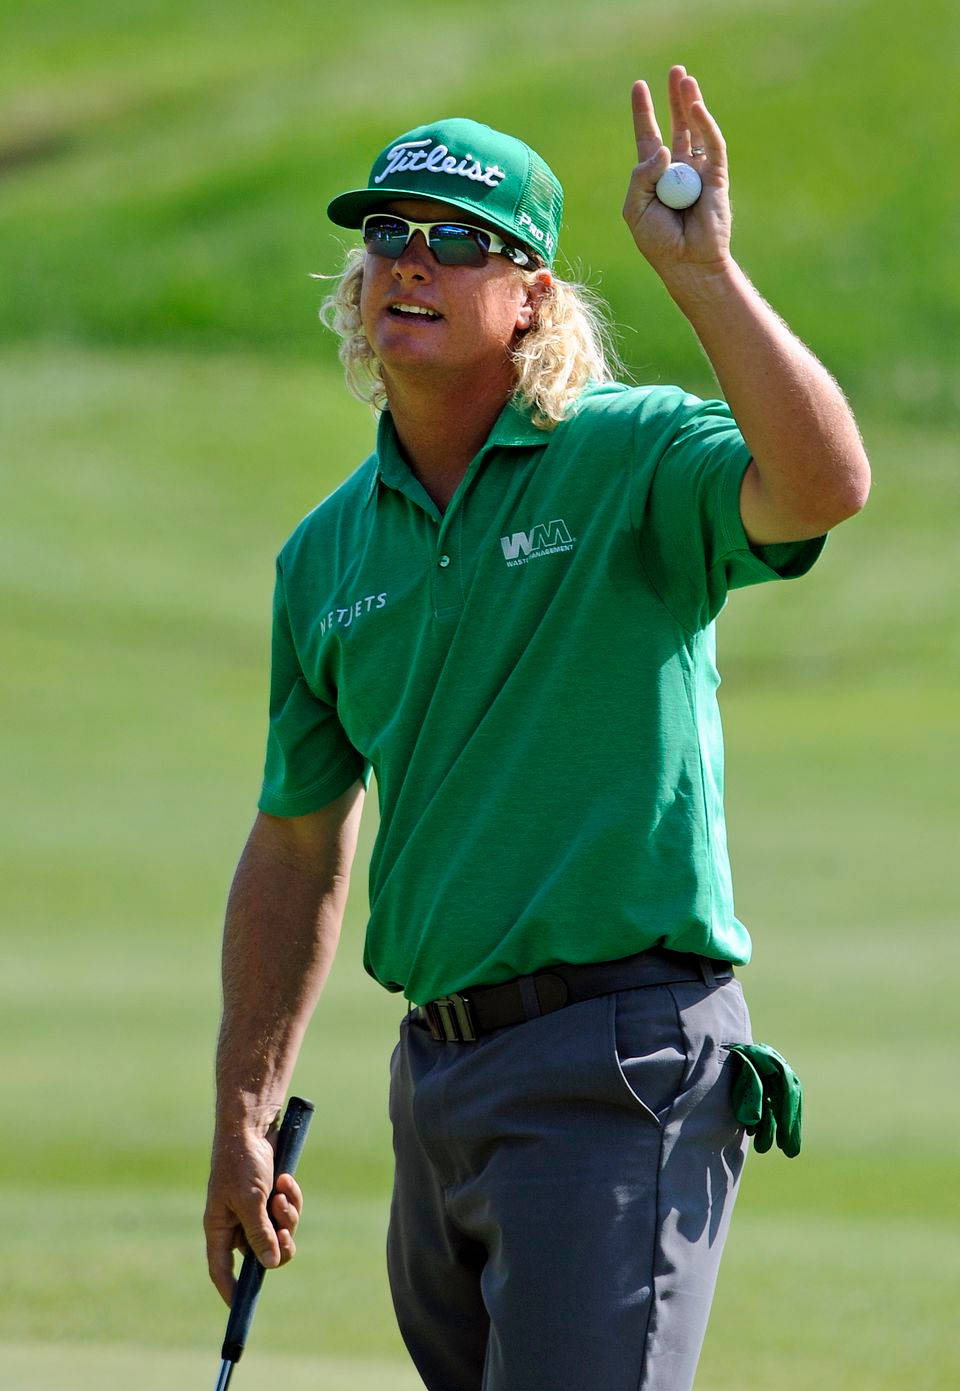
[2,0,958,1386]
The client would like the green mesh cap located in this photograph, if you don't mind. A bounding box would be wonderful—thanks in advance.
[327,117,563,266]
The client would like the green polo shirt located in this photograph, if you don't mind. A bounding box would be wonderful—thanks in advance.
[259,382,824,1004]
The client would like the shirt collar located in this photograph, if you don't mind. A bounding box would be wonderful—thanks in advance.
[373,394,549,498]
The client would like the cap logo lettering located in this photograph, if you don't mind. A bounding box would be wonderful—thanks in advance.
[374,139,507,189]
[516,212,555,254]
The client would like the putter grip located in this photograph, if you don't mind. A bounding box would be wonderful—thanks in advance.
[220,1095,315,1365]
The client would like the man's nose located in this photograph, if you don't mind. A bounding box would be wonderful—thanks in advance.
[392,230,433,279]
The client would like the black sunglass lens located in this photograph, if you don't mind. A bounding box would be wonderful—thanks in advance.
[430,224,489,266]
[363,218,410,258]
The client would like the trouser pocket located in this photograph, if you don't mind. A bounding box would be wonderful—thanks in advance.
[608,984,689,1126]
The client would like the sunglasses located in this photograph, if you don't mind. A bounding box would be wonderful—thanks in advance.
[361,214,535,268]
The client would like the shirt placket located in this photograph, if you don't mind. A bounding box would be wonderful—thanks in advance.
[431,504,465,618]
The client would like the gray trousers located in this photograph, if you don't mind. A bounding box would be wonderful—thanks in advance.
[387,974,751,1391]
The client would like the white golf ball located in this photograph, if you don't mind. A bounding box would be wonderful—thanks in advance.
[655,162,703,210]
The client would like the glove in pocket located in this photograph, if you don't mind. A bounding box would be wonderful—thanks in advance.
[726,1042,802,1158]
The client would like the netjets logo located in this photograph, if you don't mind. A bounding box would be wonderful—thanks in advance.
[318,592,388,634]
[499,518,576,568]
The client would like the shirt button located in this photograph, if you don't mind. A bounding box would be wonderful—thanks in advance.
[438,554,451,568]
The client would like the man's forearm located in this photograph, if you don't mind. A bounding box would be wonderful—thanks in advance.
[214,801,362,1133]
[215,850,339,1129]
[667,258,870,537]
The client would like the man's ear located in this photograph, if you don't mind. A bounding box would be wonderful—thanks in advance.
[516,269,553,331]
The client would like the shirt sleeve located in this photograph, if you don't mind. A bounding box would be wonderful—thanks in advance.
[629,390,826,632]
[258,557,371,816]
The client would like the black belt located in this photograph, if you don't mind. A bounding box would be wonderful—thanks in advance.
[416,947,734,1042]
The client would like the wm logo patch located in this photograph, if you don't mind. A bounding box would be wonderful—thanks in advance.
[500,518,576,567]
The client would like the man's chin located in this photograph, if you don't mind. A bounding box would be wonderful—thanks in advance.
[377,344,461,380]
[376,343,516,396]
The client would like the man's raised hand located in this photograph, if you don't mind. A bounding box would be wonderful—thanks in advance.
[622,66,733,284]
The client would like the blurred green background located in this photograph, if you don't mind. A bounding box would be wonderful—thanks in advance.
[2,0,958,1386]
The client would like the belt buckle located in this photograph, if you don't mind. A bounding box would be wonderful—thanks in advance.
[424,993,477,1042]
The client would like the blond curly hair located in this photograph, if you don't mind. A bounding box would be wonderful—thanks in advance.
[317,248,624,430]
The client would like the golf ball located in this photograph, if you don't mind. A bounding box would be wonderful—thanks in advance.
[655,162,702,210]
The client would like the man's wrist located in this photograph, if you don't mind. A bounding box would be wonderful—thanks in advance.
[659,254,745,316]
[214,1083,286,1137]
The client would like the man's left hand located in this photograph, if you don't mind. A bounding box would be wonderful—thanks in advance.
[622,66,732,289]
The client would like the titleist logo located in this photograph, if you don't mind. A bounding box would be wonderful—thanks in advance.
[373,139,507,189]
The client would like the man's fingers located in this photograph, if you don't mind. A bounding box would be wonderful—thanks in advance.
[207,1245,237,1308]
[204,1211,241,1307]
[244,1207,282,1268]
[630,80,664,161]
[270,1187,302,1236]
[270,1192,300,1228]
[689,99,726,164]
[667,64,692,160]
[270,1174,303,1265]
[205,1215,282,1306]
[277,1227,298,1266]
[680,75,727,167]
[273,1172,303,1216]
[223,1187,282,1269]
[623,144,671,212]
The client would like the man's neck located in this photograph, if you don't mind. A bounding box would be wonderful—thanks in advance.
[383,367,516,513]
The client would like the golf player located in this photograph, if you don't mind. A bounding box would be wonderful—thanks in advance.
[204,67,870,1390]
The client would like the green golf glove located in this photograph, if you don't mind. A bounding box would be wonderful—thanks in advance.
[726,1043,803,1158]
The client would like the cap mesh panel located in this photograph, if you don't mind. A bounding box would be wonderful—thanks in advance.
[516,158,564,260]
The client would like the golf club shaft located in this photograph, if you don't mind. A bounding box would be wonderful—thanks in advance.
[217,1095,315,1376]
